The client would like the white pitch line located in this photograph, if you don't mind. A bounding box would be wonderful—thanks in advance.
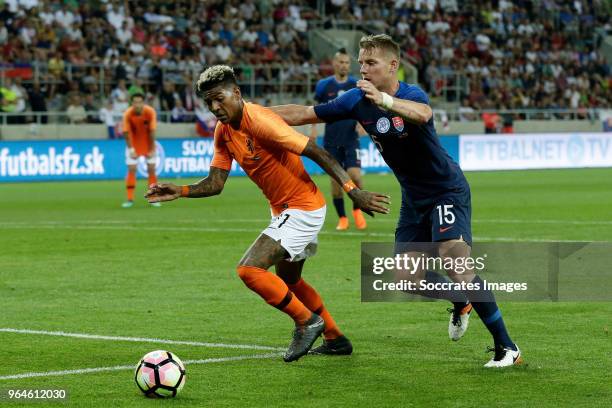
[0,223,602,242]
[1,218,612,225]
[0,223,396,238]
[473,219,612,226]
[0,328,284,352]
[0,353,281,381]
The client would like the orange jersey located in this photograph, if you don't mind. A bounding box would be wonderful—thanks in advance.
[123,105,157,155]
[211,102,325,215]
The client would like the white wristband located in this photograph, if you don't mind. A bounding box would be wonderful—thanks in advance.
[381,92,394,110]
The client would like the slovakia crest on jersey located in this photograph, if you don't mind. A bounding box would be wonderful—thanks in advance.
[376,117,391,133]
[392,116,404,132]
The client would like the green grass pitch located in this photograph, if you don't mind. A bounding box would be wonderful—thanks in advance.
[1,168,611,407]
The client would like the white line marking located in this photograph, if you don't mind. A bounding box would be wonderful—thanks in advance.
[0,223,603,242]
[0,223,396,237]
[473,219,612,226]
[1,218,612,225]
[0,328,283,351]
[0,353,281,381]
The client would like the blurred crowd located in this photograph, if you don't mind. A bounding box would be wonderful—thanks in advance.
[0,0,610,130]
[0,0,319,131]
[338,0,611,114]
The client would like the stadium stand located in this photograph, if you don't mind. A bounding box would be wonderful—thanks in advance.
[326,0,610,116]
[0,0,610,126]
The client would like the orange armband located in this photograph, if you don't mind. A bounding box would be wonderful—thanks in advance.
[342,180,357,193]
[180,185,190,197]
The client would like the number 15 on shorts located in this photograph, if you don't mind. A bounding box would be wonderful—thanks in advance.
[436,204,455,225]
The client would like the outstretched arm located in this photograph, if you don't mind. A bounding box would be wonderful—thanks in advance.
[145,166,229,202]
[301,139,390,215]
[269,105,322,126]
[357,80,433,125]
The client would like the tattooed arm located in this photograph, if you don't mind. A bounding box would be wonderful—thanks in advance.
[145,167,229,202]
[301,139,390,215]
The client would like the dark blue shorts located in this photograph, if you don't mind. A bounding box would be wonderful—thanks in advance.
[324,140,361,169]
[395,186,472,247]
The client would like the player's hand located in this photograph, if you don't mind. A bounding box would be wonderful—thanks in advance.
[348,189,390,216]
[145,183,181,203]
[128,147,137,159]
[357,80,383,106]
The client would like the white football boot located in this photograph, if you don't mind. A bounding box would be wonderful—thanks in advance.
[484,344,523,368]
[448,302,472,341]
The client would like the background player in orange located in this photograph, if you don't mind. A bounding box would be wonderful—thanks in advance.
[122,92,159,208]
[146,66,390,362]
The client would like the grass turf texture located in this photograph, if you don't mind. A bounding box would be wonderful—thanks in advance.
[1,168,611,407]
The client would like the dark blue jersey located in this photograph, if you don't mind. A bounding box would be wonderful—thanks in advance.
[314,75,358,147]
[314,82,468,205]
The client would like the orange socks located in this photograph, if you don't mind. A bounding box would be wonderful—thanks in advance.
[288,278,342,340]
[126,171,136,201]
[237,266,311,324]
[147,171,157,187]
[126,171,156,201]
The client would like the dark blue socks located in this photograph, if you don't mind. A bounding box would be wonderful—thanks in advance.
[333,198,346,217]
[468,276,516,349]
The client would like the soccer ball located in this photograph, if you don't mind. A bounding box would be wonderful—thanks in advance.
[134,350,186,398]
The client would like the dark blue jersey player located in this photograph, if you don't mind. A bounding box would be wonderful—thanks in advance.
[312,49,367,231]
[272,34,522,367]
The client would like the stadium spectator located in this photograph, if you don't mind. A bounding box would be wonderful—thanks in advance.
[111,79,129,106]
[457,98,476,121]
[170,99,188,123]
[84,93,102,124]
[99,99,117,139]
[9,77,27,124]
[500,106,514,134]
[160,81,180,117]
[27,81,48,124]
[38,2,54,26]
[0,78,19,124]
[47,50,65,94]
[116,21,132,45]
[54,3,76,29]
[66,93,87,124]
[215,39,233,63]
[482,101,502,134]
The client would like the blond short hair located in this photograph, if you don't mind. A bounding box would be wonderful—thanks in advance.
[359,34,400,59]
[195,65,237,96]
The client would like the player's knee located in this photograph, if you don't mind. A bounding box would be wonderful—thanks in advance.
[236,265,256,284]
[437,239,469,259]
[394,266,425,283]
[437,240,475,282]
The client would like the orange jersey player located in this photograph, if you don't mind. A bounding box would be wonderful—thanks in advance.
[145,65,390,362]
[122,93,159,208]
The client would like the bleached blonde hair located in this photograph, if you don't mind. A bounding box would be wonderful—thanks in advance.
[195,65,237,96]
[359,34,400,59]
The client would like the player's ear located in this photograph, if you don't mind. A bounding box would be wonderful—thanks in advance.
[232,85,241,100]
[389,57,399,74]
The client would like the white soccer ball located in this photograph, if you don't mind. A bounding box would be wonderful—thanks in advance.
[134,350,186,398]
